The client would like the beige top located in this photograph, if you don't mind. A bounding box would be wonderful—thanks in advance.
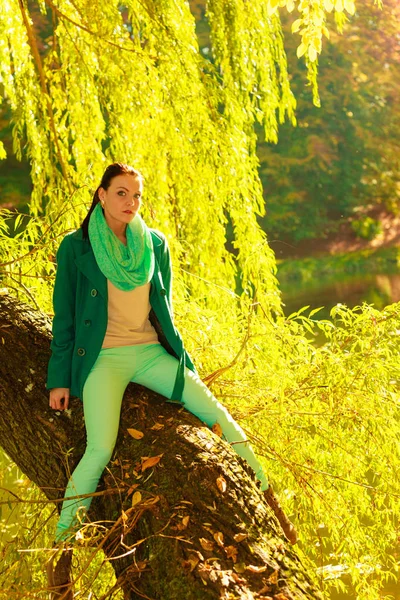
[101,280,160,349]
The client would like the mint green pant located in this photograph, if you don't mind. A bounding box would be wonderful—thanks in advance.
[55,343,268,542]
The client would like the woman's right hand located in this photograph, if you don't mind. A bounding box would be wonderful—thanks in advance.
[49,388,70,411]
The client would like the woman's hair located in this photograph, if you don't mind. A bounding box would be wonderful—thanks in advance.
[81,162,144,240]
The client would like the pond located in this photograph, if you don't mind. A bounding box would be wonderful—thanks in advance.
[279,271,400,321]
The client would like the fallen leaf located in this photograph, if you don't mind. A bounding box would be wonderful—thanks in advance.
[231,572,246,584]
[150,422,165,430]
[141,454,163,472]
[213,531,224,547]
[127,484,140,496]
[176,515,190,531]
[258,585,272,595]
[268,570,279,584]
[199,538,214,552]
[127,428,144,440]
[212,422,223,437]
[246,564,267,573]
[234,562,246,574]
[225,545,238,562]
[220,572,231,587]
[233,533,247,543]
[145,495,160,506]
[216,476,227,493]
[132,491,142,507]
[182,556,199,572]
[189,549,204,561]
[182,515,190,528]
[273,595,289,600]
[209,570,218,583]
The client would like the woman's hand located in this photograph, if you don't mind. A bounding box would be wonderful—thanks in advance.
[49,388,70,411]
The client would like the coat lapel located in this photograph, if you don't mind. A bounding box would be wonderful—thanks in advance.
[74,249,108,299]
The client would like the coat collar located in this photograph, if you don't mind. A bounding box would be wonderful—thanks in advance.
[70,228,163,299]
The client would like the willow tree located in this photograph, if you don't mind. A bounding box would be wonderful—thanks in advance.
[1,0,396,599]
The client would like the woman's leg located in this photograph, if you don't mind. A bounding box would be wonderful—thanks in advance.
[54,348,133,543]
[131,345,269,491]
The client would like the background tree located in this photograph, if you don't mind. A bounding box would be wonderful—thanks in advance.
[256,0,400,243]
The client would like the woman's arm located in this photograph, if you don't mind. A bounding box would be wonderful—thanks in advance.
[46,234,77,391]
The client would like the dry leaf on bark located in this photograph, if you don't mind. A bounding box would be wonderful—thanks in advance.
[127,428,144,439]
[176,515,190,531]
[127,484,140,496]
[233,532,247,542]
[216,476,227,493]
[214,531,224,547]
[150,422,164,430]
[246,564,267,573]
[132,491,142,507]
[212,422,223,437]
[182,556,199,572]
[225,545,238,562]
[267,570,279,584]
[199,538,214,551]
[141,454,163,472]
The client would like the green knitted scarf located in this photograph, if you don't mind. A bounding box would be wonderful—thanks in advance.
[88,202,155,291]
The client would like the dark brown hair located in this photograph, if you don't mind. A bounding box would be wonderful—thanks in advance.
[81,162,144,241]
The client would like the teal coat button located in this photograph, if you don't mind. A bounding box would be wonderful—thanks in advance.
[91,289,98,297]
[77,348,86,356]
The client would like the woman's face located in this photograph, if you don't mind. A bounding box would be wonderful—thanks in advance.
[99,174,143,231]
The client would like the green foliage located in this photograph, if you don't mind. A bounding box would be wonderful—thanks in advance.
[351,216,383,240]
[0,448,124,598]
[257,0,400,243]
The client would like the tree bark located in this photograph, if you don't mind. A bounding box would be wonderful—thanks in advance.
[0,293,321,600]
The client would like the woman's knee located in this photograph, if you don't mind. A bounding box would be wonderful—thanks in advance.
[83,444,115,469]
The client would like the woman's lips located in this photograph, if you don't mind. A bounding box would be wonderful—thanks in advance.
[124,210,133,214]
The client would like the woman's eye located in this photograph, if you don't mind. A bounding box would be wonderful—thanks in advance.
[117,191,126,196]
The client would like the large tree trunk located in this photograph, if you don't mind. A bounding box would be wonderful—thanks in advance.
[0,293,321,600]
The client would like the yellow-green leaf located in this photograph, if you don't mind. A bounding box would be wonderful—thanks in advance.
[291,19,302,33]
[344,0,355,14]
[297,43,307,58]
[308,46,318,62]
[286,0,295,12]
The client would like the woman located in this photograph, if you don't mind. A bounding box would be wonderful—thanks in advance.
[46,162,296,597]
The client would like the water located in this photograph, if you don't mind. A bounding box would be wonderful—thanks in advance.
[280,272,400,321]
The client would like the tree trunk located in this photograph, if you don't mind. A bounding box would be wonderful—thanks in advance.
[0,293,321,600]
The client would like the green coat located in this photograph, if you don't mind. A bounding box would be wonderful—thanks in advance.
[46,227,196,403]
